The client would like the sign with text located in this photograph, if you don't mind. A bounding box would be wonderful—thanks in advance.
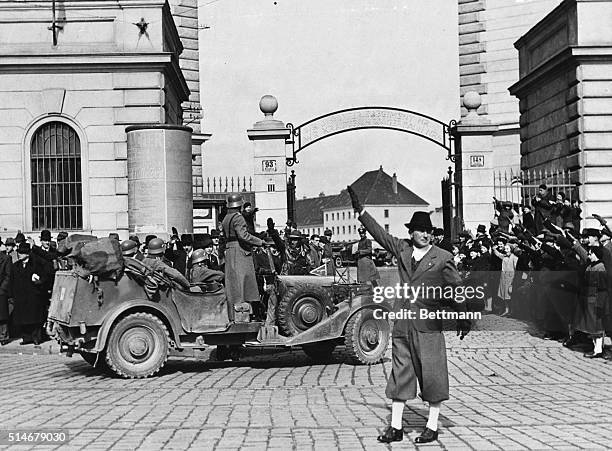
[469,155,485,167]
[262,159,277,173]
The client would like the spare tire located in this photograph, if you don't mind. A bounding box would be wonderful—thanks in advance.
[277,283,334,336]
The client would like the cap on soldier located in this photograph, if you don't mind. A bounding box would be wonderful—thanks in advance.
[324,228,332,236]
[147,238,165,255]
[120,239,138,256]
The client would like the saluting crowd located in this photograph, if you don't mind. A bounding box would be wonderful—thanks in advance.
[443,183,612,360]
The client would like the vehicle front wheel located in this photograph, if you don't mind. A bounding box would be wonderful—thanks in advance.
[105,312,169,379]
[343,308,390,365]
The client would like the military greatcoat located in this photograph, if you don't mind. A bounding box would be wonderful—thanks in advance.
[355,237,380,283]
[359,212,465,403]
[222,211,263,305]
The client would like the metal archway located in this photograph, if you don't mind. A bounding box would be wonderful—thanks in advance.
[285,106,457,166]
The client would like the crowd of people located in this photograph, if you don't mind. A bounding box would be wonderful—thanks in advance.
[438,183,612,360]
[1,184,609,361]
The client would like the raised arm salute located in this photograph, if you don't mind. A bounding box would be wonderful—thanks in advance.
[348,184,470,445]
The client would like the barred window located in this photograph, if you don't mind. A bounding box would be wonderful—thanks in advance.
[31,122,82,230]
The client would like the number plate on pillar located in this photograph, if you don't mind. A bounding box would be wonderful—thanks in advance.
[469,155,484,167]
[262,159,277,172]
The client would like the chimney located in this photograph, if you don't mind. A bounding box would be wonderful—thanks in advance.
[392,173,398,194]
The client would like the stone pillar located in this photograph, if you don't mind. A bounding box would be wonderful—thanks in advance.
[454,92,499,234]
[126,125,193,238]
[247,95,291,231]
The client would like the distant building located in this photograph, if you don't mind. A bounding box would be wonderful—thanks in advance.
[295,167,430,241]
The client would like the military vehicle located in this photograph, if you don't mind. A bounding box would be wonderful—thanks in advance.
[47,258,392,379]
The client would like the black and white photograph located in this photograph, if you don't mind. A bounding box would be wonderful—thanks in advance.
[1,0,612,449]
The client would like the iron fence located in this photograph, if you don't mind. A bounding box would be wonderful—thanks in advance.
[493,168,579,206]
[193,176,253,196]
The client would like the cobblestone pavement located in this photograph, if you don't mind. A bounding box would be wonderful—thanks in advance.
[1,269,612,450]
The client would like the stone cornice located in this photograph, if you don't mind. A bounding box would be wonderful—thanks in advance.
[0,0,167,10]
[0,52,190,101]
[509,46,612,96]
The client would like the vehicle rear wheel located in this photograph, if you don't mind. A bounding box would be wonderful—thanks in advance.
[302,341,337,362]
[343,308,390,365]
[278,283,333,336]
[105,312,169,379]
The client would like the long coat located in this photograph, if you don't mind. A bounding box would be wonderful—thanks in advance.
[574,261,608,335]
[10,256,51,326]
[360,211,465,404]
[495,251,518,300]
[355,238,380,283]
[222,211,263,305]
[0,253,11,321]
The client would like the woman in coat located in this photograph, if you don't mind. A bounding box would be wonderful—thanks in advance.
[10,243,51,345]
[354,226,380,286]
[494,243,518,316]
[574,246,608,358]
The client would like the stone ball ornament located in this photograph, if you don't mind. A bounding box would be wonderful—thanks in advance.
[463,91,482,111]
[259,95,278,116]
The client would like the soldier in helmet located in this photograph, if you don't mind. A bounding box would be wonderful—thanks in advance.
[189,249,224,284]
[221,194,263,310]
[120,239,144,261]
[143,238,190,290]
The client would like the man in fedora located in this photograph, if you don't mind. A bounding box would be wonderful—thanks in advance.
[348,185,471,444]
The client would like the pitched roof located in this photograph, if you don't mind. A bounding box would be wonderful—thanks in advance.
[294,195,336,227]
[323,166,428,210]
[294,167,429,227]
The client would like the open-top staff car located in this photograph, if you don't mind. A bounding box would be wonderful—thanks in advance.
[47,256,392,378]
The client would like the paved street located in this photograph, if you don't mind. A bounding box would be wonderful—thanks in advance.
[1,268,612,450]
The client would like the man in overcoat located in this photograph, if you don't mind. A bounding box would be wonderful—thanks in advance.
[221,194,263,312]
[354,226,380,286]
[10,243,51,345]
[348,185,470,444]
[0,247,11,344]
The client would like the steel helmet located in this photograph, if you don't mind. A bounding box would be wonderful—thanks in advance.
[227,193,244,209]
[120,239,138,256]
[190,248,207,266]
[147,238,165,255]
[358,226,366,234]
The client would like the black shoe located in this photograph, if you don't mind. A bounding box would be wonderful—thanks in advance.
[583,351,603,359]
[377,426,403,443]
[563,336,578,348]
[20,339,33,345]
[0,339,9,346]
[415,427,439,444]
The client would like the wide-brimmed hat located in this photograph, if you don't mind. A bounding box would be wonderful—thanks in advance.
[433,227,444,236]
[181,234,193,245]
[404,211,433,231]
[17,242,31,255]
[358,226,367,234]
[582,228,601,238]
[4,237,15,246]
[210,229,220,238]
[477,224,486,233]
[40,229,52,241]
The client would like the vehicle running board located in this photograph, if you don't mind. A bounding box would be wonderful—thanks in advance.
[255,325,287,345]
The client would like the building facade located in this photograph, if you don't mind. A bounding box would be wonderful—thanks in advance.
[296,167,430,241]
[0,0,197,239]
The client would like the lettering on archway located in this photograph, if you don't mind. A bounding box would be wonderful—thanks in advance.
[286,107,456,165]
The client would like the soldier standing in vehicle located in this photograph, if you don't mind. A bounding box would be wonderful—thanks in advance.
[221,194,263,312]
[354,226,381,287]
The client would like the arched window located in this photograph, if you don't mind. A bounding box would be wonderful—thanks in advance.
[31,122,82,230]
